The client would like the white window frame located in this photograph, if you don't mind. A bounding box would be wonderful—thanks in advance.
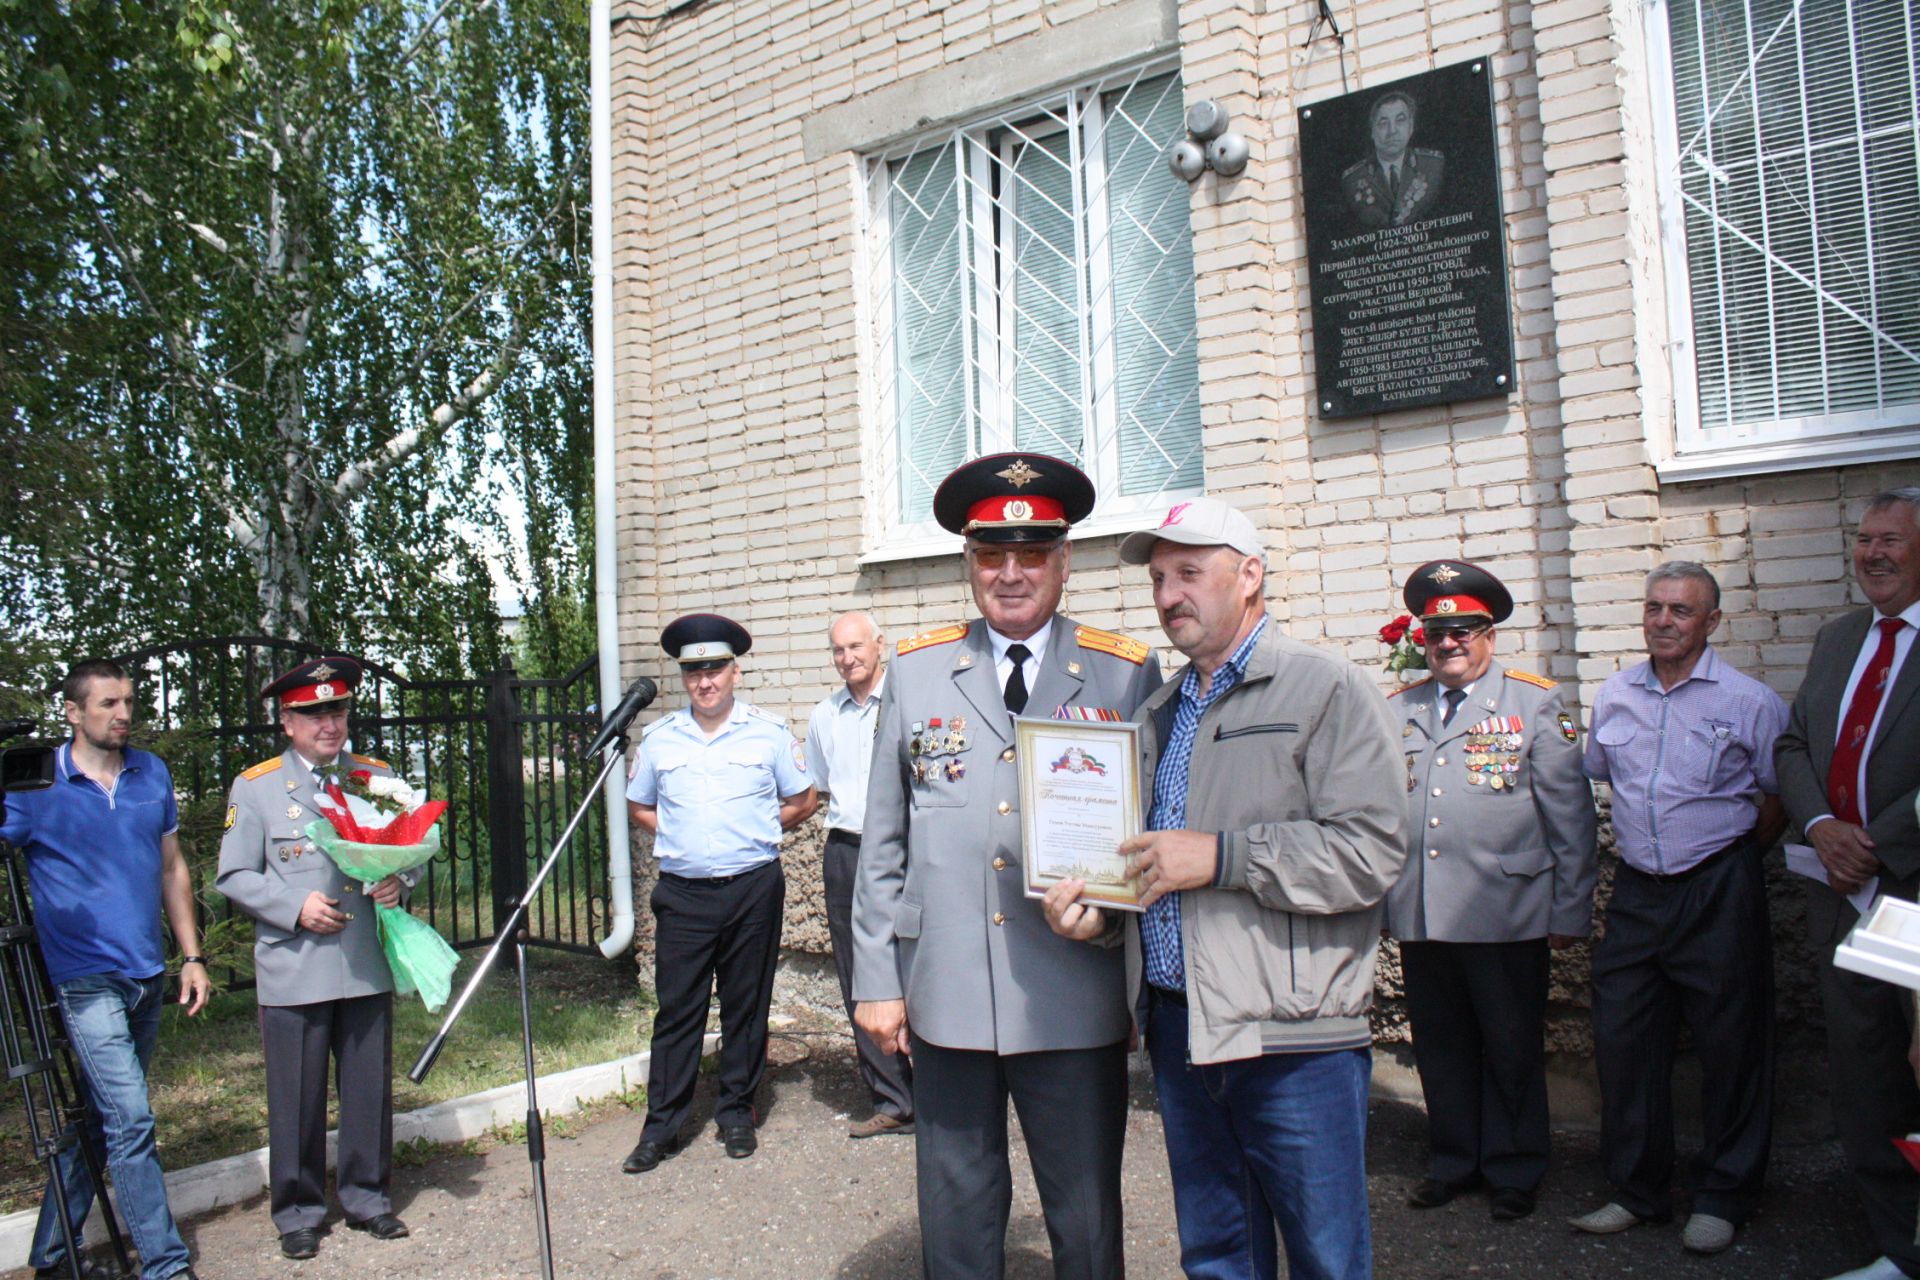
[856,59,1204,561]
[1645,0,1920,481]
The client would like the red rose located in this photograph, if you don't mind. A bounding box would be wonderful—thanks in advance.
[1379,615,1412,644]
[1410,626,1426,647]
[350,769,373,785]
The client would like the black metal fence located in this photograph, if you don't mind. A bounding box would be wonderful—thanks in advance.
[109,638,615,983]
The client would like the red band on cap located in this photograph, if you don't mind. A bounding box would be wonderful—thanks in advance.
[281,682,350,707]
[963,494,1067,531]
[1421,594,1492,619]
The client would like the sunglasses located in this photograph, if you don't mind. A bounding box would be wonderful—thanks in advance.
[1426,624,1490,644]
[970,546,1057,570]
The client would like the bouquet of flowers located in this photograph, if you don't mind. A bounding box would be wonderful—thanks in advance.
[306,770,460,1010]
[1379,614,1428,676]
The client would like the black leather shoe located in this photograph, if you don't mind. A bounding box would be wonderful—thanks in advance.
[1490,1187,1536,1221]
[346,1212,410,1240]
[1407,1175,1474,1209]
[33,1253,111,1279]
[280,1227,321,1260]
[720,1123,757,1159]
[621,1132,684,1173]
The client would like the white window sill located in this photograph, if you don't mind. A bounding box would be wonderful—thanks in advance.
[1655,427,1920,484]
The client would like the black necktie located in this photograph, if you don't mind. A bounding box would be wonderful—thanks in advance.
[1441,688,1466,727]
[1004,643,1031,715]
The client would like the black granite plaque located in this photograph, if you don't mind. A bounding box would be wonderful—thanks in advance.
[1299,60,1515,419]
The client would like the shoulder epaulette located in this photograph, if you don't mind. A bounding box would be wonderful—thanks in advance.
[1389,677,1432,698]
[1505,669,1558,690]
[898,624,967,657]
[744,704,789,730]
[1413,146,1443,158]
[1341,157,1369,177]
[241,756,284,780]
[1075,625,1150,666]
[348,751,389,771]
[640,715,670,738]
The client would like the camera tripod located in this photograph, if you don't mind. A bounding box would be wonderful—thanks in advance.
[0,843,134,1279]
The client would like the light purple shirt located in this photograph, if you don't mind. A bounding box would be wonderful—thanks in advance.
[1584,646,1788,875]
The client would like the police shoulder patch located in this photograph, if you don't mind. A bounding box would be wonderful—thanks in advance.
[898,624,967,657]
[1505,669,1558,691]
[223,804,237,831]
[1557,711,1579,743]
[348,751,390,771]
[1389,677,1433,698]
[1074,625,1149,666]
[241,756,284,781]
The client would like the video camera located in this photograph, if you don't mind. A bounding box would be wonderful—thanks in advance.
[0,718,55,796]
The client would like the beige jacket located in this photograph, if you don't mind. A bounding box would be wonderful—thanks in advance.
[1128,620,1408,1064]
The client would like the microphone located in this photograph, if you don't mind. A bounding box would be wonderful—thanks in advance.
[583,678,658,758]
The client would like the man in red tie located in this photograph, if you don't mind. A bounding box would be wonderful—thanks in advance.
[1779,487,1920,1280]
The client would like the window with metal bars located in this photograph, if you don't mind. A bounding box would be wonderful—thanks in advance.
[1649,0,1920,476]
[860,64,1203,552]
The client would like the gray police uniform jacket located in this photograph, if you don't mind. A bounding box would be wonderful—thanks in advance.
[216,750,406,1007]
[1385,662,1598,942]
[852,615,1163,1054]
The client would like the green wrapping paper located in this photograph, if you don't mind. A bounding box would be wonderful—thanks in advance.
[305,822,460,1010]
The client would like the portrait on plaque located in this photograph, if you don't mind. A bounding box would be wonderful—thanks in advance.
[1299,60,1515,419]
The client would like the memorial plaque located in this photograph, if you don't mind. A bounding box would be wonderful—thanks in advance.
[1299,60,1515,419]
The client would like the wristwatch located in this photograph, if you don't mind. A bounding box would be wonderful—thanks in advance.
[180,956,207,966]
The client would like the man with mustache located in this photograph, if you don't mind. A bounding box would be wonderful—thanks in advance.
[1778,488,1920,1280]
[853,452,1161,1279]
[1386,560,1596,1224]
[1045,497,1405,1279]
[1570,562,1786,1254]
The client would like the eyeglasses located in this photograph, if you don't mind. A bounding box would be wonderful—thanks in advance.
[969,546,1056,570]
[1425,625,1490,645]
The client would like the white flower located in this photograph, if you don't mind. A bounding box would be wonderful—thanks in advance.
[367,776,422,809]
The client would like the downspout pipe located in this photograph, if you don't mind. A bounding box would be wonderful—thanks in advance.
[590,0,634,960]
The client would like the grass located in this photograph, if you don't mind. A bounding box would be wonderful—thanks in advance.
[0,948,650,1215]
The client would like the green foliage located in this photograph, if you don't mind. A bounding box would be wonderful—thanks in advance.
[0,0,594,679]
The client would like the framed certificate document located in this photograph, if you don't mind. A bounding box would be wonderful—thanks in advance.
[1015,717,1145,912]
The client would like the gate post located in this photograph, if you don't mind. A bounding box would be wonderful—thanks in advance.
[485,664,529,935]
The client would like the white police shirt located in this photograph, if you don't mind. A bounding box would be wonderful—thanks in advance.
[626,700,810,878]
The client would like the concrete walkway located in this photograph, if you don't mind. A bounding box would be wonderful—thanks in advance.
[6,1034,1881,1278]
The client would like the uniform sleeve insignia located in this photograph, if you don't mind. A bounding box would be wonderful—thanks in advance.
[224,804,237,831]
[1505,669,1558,691]
[897,624,968,656]
[241,756,284,780]
[349,752,390,770]
[1074,625,1149,665]
[1388,677,1432,698]
[1558,711,1578,742]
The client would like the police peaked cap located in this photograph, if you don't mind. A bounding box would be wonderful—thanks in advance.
[1402,560,1514,625]
[932,452,1097,544]
[261,656,363,709]
[661,613,752,671]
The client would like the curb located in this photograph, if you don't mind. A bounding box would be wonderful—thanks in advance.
[0,1033,714,1271]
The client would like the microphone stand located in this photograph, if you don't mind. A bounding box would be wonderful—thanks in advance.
[408,741,632,1280]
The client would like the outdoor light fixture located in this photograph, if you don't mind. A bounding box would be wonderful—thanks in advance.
[1165,98,1249,181]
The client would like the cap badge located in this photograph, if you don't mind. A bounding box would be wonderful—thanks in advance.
[310,662,337,680]
[1431,564,1461,585]
[314,682,335,699]
[1005,500,1032,520]
[1435,598,1457,614]
[996,459,1040,488]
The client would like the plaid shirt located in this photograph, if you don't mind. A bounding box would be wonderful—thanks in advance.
[1141,616,1267,991]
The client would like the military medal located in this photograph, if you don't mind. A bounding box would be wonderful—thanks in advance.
[286,777,298,791]
[1490,775,1505,790]
[287,804,303,820]
[946,759,966,782]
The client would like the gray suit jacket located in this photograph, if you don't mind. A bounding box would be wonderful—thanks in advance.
[1385,662,1597,942]
[216,750,407,1007]
[1778,608,1920,931]
[852,614,1162,1054]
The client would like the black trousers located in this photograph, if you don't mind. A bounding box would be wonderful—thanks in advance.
[260,992,394,1233]
[910,1034,1127,1280]
[642,860,784,1141]
[1591,845,1774,1223]
[1402,937,1551,1194]
[824,830,914,1119]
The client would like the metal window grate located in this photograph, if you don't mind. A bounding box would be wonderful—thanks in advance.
[1658,0,1920,450]
[863,66,1203,539]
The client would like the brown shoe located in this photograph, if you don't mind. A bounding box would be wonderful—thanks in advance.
[848,1113,915,1139]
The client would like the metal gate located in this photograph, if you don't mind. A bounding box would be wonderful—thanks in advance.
[110,638,615,979]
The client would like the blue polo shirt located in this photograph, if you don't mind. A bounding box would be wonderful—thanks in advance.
[0,744,176,985]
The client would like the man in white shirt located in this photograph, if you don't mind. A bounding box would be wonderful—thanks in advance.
[805,611,913,1138]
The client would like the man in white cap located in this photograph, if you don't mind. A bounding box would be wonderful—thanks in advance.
[1045,497,1405,1280]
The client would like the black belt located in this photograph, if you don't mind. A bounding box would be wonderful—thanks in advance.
[659,862,776,887]
[1620,831,1752,884]
[1149,983,1187,1006]
[827,828,862,842]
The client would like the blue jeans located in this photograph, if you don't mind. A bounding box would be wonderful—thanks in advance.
[30,973,190,1280]
[1147,992,1372,1280]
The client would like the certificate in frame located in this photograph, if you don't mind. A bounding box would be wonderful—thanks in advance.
[1015,717,1144,912]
